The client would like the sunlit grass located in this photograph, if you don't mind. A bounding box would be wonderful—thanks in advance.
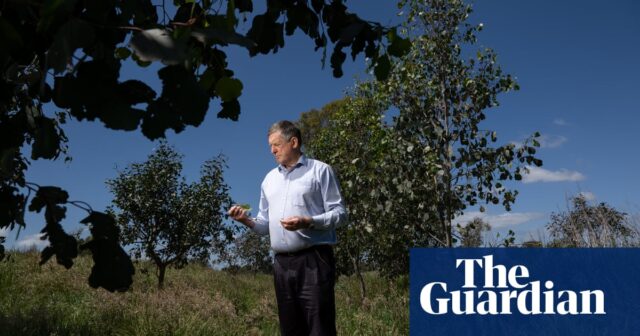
[0,250,407,335]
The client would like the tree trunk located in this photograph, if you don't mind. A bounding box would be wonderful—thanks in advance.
[351,253,367,300]
[157,263,167,289]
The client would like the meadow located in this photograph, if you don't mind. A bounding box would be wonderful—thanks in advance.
[0,250,408,335]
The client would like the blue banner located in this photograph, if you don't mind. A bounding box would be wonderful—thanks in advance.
[410,248,640,335]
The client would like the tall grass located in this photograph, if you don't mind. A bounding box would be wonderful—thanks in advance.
[0,251,408,335]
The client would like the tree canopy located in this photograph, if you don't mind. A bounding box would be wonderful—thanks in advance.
[1,0,409,288]
[107,142,234,288]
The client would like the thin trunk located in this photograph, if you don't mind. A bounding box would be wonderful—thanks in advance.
[441,76,453,247]
[157,263,167,289]
[352,253,366,300]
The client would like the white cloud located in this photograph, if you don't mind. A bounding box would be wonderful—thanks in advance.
[0,227,9,237]
[579,191,596,201]
[553,118,568,126]
[537,134,567,148]
[15,233,49,251]
[522,166,585,183]
[455,211,544,229]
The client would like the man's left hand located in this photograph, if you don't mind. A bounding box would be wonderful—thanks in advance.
[280,216,313,231]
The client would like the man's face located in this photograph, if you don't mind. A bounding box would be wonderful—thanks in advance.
[268,131,300,167]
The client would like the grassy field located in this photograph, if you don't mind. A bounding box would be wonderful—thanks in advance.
[0,250,408,335]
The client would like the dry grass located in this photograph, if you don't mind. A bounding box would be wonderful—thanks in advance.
[0,251,407,335]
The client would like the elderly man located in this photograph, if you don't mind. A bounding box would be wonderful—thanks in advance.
[229,120,347,336]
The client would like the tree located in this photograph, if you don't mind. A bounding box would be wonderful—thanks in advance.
[297,98,346,147]
[221,229,272,273]
[303,94,389,295]
[302,85,440,296]
[384,0,542,246]
[0,0,410,282]
[546,195,637,247]
[106,142,234,288]
[301,0,543,280]
[456,217,491,247]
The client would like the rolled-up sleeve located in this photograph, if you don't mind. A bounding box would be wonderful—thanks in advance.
[311,165,348,230]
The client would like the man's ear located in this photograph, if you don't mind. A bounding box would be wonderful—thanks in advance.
[291,136,300,149]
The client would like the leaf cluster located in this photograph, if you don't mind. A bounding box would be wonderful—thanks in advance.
[106,142,234,287]
[300,0,544,278]
[1,0,403,287]
[384,0,543,245]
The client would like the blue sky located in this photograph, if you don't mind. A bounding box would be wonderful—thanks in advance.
[4,1,639,248]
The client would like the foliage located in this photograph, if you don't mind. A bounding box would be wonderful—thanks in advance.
[546,195,637,247]
[300,0,542,281]
[0,0,410,284]
[220,229,272,273]
[303,83,439,281]
[384,0,543,246]
[106,142,234,288]
[0,250,408,335]
[0,184,134,291]
[455,217,491,247]
[297,98,346,147]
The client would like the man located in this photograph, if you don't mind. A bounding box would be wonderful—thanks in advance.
[229,120,347,336]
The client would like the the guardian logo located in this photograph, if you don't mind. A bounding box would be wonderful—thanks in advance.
[420,255,606,315]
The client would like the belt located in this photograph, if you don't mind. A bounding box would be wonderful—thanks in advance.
[275,244,332,257]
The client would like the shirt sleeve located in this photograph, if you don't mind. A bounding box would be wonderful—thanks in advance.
[251,184,270,235]
[310,165,348,230]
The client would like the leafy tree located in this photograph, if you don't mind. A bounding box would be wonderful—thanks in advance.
[303,94,388,294]
[301,0,543,281]
[455,217,491,247]
[106,142,234,288]
[221,229,272,273]
[0,0,409,281]
[547,195,636,247]
[297,98,345,147]
[303,85,440,293]
[383,0,542,246]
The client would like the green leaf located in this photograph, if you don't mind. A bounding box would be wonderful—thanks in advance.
[119,80,156,105]
[387,29,411,58]
[199,68,217,92]
[191,28,257,49]
[157,65,209,126]
[31,116,61,160]
[129,29,187,65]
[115,47,132,60]
[132,53,152,67]
[97,104,144,131]
[237,203,252,212]
[80,212,119,241]
[141,65,210,139]
[218,99,240,121]
[215,77,243,102]
[374,54,391,81]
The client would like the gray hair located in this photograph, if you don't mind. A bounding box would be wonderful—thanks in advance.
[268,120,302,146]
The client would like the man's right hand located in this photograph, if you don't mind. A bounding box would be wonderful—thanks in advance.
[228,205,252,227]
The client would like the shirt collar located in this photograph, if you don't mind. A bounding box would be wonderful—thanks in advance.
[278,154,307,172]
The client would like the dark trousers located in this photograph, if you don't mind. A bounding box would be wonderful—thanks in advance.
[273,245,336,336]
